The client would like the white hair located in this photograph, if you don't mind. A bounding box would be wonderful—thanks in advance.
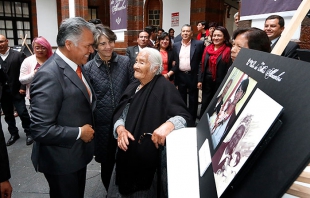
[234,12,239,18]
[139,47,163,75]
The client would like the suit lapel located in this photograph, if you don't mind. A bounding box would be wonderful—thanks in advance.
[134,46,139,59]
[81,66,96,110]
[190,40,196,61]
[54,54,91,104]
[4,49,15,72]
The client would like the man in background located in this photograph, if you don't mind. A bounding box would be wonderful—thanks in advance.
[0,34,32,146]
[166,24,204,123]
[125,31,149,67]
[264,14,299,59]
[144,25,157,47]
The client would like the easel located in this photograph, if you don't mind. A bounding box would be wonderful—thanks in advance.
[20,34,33,55]
[271,0,310,197]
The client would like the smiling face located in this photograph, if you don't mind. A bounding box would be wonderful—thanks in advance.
[212,30,225,47]
[133,51,155,84]
[231,33,249,62]
[65,28,94,65]
[264,18,284,41]
[159,36,170,50]
[33,42,48,58]
[181,26,192,42]
[97,34,114,59]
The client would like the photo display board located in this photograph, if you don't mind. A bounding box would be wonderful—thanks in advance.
[197,48,310,198]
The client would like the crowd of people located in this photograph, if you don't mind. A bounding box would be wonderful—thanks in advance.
[0,13,301,198]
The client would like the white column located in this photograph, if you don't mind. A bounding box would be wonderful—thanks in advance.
[36,0,58,47]
[69,0,75,18]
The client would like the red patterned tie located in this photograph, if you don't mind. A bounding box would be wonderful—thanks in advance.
[76,66,90,96]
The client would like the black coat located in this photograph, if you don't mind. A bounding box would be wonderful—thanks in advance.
[1,49,26,95]
[0,111,10,183]
[112,75,192,195]
[84,52,135,163]
[271,38,300,59]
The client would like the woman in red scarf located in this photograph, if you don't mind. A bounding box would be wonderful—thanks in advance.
[197,26,232,118]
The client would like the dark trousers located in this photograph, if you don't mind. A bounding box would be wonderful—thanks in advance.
[200,76,221,117]
[177,72,198,122]
[0,87,30,135]
[44,167,87,198]
[101,161,114,191]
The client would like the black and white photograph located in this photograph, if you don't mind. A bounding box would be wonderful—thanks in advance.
[212,88,283,197]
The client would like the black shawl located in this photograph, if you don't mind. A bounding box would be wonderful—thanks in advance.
[112,75,192,195]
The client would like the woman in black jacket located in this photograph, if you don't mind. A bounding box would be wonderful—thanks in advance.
[84,25,135,192]
[197,26,232,118]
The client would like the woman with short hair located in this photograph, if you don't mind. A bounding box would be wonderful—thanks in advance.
[83,24,135,192]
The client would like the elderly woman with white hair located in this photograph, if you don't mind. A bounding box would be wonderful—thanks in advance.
[108,47,192,197]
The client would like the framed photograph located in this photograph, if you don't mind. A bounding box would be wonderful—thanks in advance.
[211,88,283,197]
[207,68,257,149]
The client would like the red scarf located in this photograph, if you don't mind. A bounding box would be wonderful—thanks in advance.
[201,43,231,81]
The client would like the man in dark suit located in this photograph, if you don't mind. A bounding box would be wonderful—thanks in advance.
[264,14,299,59]
[0,68,12,198]
[0,34,33,146]
[166,24,204,122]
[125,31,149,67]
[30,17,96,198]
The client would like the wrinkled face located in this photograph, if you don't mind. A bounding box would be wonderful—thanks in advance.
[212,30,225,46]
[181,26,192,41]
[33,43,47,58]
[0,35,9,54]
[231,33,249,62]
[160,36,170,50]
[133,51,154,82]
[197,23,205,32]
[97,34,114,58]
[264,19,284,40]
[66,28,94,65]
[137,32,149,48]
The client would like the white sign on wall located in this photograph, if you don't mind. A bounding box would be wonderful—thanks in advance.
[171,12,179,27]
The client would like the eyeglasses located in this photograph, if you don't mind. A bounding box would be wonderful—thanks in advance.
[138,133,152,144]
[34,46,47,51]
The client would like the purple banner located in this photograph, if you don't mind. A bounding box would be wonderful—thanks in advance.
[110,0,127,30]
[241,0,302,16]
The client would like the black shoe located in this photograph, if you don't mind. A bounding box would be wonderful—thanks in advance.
[26,135,34,146]
[6,134,20,146]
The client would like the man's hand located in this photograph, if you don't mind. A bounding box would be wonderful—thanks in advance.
[152,121,174,149]
[0,180,12,198]
[80,124,94,143]
[117,125,134,151]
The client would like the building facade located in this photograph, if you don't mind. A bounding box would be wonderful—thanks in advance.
[1,0,308,53]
